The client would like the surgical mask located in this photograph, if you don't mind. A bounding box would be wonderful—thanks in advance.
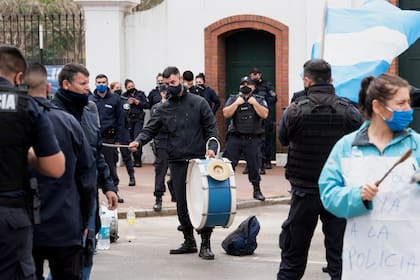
[166,84,182,98]
[96,84,107,93]
[382,107,413,132]
[240,86,252,95]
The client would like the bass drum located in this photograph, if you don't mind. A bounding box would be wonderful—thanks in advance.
[186,158,236,230]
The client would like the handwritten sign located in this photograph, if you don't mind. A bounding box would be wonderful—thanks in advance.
[341,156,420,279]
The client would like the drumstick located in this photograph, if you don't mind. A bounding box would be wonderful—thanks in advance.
[375,149,412,187]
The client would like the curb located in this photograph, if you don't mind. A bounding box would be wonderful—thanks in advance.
[117,196,291,219]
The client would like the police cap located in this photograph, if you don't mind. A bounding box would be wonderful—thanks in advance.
[240,76,256,85]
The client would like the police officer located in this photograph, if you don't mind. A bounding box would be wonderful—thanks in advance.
[250,67,277,173]
[90,74,125,203]
[150,84,176,211]
[148,73,164,108]
[52,64,118,280]
[222,76,268,201]
[122,78,150,167]
[129,66,218,260]
[0,45,65,279]
[277,59,363,280]
[26,63,97,280]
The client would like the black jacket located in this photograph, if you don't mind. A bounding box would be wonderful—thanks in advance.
[136,89,218,161]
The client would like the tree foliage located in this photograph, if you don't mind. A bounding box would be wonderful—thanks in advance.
[0,0,81,15]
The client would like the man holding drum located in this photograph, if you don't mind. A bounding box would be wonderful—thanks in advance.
[129,66,219,260]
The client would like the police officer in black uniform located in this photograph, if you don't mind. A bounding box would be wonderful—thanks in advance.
[0,45,65,280]
[277,59,363,280]
[90,74,125,203]
[122,78,150,167]
[148,73,165,108]
[129,66,218,260]
[223,76,269,201]
[250,67,277,173]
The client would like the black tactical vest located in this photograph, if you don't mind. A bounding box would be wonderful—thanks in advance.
[286,96,355,187]
[0,85,32,192]
[233,101,263,135]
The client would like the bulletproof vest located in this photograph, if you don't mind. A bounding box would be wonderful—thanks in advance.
[233,100,263,134]
[0,84,32,192]
[286,96,353,186]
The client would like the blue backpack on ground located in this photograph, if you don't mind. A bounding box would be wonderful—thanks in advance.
[221,215,260,256]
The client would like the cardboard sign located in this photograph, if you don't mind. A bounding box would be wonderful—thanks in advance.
[341,156,420,279]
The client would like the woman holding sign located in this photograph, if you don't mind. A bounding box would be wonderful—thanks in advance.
[319,73,420,279]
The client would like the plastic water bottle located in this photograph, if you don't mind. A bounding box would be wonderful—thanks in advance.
[126,207,136,242]
[97,209,111,250]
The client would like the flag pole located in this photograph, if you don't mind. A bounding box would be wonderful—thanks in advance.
[320,0,328,59]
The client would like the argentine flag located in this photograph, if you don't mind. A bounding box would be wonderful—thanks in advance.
[311,0,420,103]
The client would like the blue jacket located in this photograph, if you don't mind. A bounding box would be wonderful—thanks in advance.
[33,98,96,247]
[318,121,420,218]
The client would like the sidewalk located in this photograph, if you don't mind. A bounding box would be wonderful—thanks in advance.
[100,162,291,218]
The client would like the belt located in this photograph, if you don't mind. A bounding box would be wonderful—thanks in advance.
[0,196,27,208]
[231,133,261,140]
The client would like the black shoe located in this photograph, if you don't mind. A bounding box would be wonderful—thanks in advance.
[169,240,197,254]
[322,266,329,273]
[253,191,265,201]
[260,168,266,175]
[264,162,273,169]
[153,197,162,212]
[171,196,176,202]
[242,165,248,174]
[199,233,214,260]
[128,176,136,186]
[117,194,124,203]
[134,162,142,168]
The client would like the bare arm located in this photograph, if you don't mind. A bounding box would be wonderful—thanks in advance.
[28,147,65,178]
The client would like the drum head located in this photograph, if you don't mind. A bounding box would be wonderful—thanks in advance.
[207,159,230,181]
[187,159,208,230]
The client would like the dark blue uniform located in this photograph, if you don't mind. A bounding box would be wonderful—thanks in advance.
[89,89,125,189]
[223,94,267,185]
[122,89,150,166]
[31,98,96,280]
[0,78,61,280]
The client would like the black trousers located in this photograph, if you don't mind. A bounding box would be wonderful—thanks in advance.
[169,160,212,235]
[33,245,83,280]
[120,147,134,176]
[102,138,119,190]
[153,147,174,198]
[277,188,346,280]
[0,206,36,280]
[223,135,262,184]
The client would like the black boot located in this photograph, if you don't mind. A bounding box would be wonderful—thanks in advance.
[169,229,197,254]
[253,183,265,201]
[153,196,162,212]
[199,232,214,260]
[128,174,136,186]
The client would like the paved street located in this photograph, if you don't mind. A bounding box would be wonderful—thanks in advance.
[91,204,329,280]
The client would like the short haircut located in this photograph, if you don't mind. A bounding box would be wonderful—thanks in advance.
[95,74,108,81]
[303,59,331,84]
[162,66,180,79]
[182,70,194,82]
[58,63,89,87]
[25,62,47,91]
[0,45,27,76]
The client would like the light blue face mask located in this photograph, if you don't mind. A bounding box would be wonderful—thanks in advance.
[383,107,413,132]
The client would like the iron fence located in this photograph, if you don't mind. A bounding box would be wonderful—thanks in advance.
[0,13,85,65]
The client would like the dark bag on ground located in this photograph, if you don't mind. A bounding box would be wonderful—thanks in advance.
[221,215,260,256]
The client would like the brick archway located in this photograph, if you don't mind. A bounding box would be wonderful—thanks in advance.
[204,14,289,148]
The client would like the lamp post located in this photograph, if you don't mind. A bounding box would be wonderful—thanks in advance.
[39,24,44,64]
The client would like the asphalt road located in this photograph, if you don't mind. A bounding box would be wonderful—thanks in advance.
[90,204,329,280]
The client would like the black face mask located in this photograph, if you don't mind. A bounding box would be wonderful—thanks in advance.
[240,86,252,95]
[127,88,136,94]
[114,89,122,95]
[166,84,182,99]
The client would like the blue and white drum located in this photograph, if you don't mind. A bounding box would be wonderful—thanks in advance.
[186,158,236,230]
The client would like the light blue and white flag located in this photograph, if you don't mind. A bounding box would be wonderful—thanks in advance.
[311,0,420,103]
